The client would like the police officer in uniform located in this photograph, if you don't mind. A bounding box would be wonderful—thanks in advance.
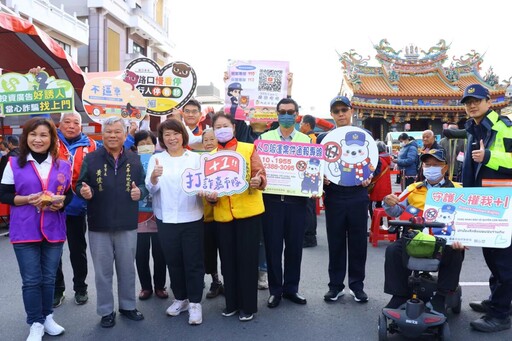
[260,98,311,308]
[461,84,512,333]
[317,96,372,303]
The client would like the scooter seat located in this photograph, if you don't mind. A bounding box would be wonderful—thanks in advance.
[407,257,440,272]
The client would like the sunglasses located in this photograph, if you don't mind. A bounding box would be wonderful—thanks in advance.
[277,110,296,116]
[332,108,350,114]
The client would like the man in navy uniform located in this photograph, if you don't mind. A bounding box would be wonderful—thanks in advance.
[317,96,373,304]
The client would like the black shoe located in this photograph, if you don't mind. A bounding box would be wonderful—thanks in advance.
[470,300,491,313]
[430,293,446,315]
[101,312,116,328]
[350,289,369,303]
[283,292,307,305]
[385,295,408,309]
[267,295,281,308]
[221,308,238,317]
[239,311,254,322]
[119,309,144,321]
[74,291,88,305]
[53,292,65,308]
[324,289,344,302]
[206,281,224,299]
[469,300,512,316]
[470,315,511,332]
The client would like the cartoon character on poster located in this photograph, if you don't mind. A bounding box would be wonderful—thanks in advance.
[299,158,321,195]
[0,71,75,116]
[433,204,456,236]
[125,58,197,115]
[227,82,243,117]
[322,127,378,186]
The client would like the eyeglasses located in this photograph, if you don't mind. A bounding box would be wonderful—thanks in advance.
[277,110,296,116]
[184,109,199,114]
[332,108,350,115]
[464,98,483,107]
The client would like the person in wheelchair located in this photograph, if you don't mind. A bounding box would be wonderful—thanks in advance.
[382,149,466,313]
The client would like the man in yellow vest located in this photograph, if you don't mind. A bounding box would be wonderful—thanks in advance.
[382,149,465,313]
[260,98,311,308]
[461,83,512,333]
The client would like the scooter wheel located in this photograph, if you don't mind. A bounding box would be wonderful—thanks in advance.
[439,322,450,341]
[378,313,388,341]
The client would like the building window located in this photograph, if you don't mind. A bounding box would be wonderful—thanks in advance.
[55,39,71,56]
[133,42,146,56]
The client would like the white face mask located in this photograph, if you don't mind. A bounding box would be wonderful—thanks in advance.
[399,142,405,148]
[423,166,443,182]
[137,145,155,155]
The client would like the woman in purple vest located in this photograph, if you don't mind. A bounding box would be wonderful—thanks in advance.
[0,118,72,341]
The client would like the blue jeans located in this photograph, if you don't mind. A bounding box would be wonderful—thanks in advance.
[13,240,64,324]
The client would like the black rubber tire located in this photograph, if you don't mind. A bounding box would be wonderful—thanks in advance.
[378,313,388,341]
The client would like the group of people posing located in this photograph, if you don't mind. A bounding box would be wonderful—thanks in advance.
[2,82,512,341]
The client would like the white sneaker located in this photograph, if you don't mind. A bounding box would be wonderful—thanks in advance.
[166,299,189,316]
[27,322,44,341]
[43,313,65,335]
[188,303,203,325]
[258,271,268,290]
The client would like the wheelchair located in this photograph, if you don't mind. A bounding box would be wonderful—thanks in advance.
[378,217,462,341]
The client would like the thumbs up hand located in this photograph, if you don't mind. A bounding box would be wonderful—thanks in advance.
[151,158,163,185]
[80,182,93,200]
[250,169,264,189]
[130,181,141,201]
[471,139,486,163]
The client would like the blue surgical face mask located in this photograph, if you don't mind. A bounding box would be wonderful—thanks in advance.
[214,127,234,143]
[423,166,443,182]
[278,114,296,128]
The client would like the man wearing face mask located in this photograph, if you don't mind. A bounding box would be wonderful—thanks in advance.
[382,149,465,312]
[259,98,311,309]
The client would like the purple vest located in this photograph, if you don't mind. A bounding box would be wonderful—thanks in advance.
[10,157,71,243]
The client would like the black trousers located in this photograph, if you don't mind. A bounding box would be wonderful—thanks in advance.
[135,232,167,290]
[303,198,317,243]
[324,186,369,292]
[55,214,88,294]
[157,219,204,303]
[262,196,307,296]
[483,244,512,319]
[384,238,465,297]
[204,221,220,275]
[217,215,261,314]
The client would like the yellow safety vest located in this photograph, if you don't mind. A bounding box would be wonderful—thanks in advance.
[212,142,265,222]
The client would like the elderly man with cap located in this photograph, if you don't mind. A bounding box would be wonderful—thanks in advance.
[382,149,465,312]
[317,96,372,303]
[259,97,311,309]
[460,83,512,333]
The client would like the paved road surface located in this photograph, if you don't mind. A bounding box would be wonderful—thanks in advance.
[1,212,510,341]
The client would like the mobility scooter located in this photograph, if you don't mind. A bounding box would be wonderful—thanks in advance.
[378,217,462,341]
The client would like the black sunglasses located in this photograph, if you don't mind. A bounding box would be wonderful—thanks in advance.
[332,108,350,114]
[277,110,296,116]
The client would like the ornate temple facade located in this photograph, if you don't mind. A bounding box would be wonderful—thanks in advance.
[338,39,510,140]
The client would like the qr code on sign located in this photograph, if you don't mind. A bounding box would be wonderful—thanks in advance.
[258,69,283,92]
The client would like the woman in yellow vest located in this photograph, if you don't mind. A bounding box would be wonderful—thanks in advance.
[203,112,266,322]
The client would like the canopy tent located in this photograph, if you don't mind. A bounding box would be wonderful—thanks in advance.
[0,12,86,114]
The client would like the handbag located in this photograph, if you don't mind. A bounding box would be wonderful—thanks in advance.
[367,166,389,194]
